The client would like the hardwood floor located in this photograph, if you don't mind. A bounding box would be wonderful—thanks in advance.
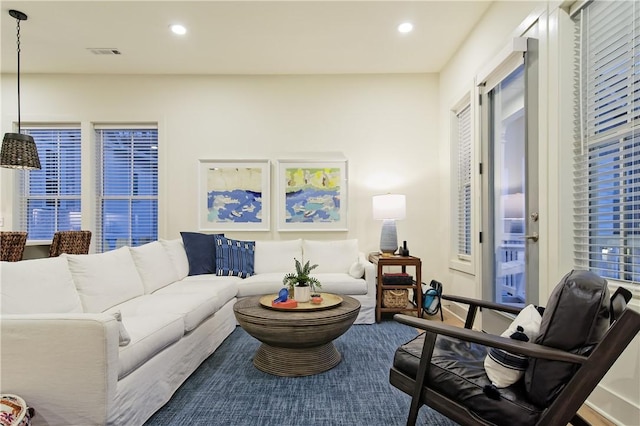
[396,306,614,426]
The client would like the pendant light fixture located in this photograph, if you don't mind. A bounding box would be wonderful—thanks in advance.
[0,9,41,169]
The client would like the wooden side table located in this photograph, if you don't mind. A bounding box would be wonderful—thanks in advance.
[368,253,422,323]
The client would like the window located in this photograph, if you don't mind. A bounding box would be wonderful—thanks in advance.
[96,127,158,253]
[456,103,472,258]
[574,0,639,284]
[18,127,81,240]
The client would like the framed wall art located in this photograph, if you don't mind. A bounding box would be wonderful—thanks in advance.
[198,159,270,231]
[276,159,348,231]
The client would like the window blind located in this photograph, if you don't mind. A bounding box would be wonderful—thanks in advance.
[19,127,82,240]
[574,0,639,284]
[457,104,472,258]
[96,127,158,253]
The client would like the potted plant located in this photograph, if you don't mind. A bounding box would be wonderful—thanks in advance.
[283,258,321,302]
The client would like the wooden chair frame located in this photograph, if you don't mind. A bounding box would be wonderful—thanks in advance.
[390,294,640,426]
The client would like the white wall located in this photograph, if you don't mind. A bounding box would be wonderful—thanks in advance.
[0,73,442,271]
[438,1,639,424]
[439,0,541,303]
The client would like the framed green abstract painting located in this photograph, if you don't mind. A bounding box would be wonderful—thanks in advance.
[276,159,348,231]
[198,159,270,231]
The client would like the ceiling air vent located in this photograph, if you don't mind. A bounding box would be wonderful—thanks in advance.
[87,48,121,55]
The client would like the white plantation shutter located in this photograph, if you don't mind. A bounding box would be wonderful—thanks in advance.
[574,0,640,284]
[457,104,472,258]
[96,126,158,253]
[19,127,82,240]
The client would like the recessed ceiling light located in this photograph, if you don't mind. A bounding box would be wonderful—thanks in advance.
[170,24,187,35]
[398,22,413,34]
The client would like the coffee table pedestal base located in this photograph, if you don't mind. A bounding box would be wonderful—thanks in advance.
[254,342,341,377]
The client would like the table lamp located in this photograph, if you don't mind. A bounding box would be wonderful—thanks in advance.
[372,194,406,256]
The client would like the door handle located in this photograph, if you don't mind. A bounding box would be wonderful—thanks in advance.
[524,232,539,242]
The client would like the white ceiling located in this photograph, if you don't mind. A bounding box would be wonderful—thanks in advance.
[0,1,492,75]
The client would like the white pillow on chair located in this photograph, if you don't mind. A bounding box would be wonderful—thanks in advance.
[484,304,542,388]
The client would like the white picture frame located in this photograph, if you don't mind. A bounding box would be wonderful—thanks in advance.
[198,159,270,231]
[276,159,348,231]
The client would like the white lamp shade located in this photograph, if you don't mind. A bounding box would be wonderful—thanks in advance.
[372,194,406,220]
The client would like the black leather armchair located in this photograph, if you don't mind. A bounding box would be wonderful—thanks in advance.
[390,270,640,426]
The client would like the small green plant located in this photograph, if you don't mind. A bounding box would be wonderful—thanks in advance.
[283,258,322,293]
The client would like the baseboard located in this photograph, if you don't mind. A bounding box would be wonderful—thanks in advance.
[442,303,467,326]
[585,295,640,425]
[586,382,640,426]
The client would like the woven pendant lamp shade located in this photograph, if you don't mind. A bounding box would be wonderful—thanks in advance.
[1,10,41,170]
[1,133,41,169]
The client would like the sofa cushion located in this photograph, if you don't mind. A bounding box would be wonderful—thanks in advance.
[525,270,610,407]
[109,293,220,332]
[154,280,238,309]
[214,236,255,278]
[238,273,287,297]
[0,257,83,314]
[65,247,145,313]
[159,238,189,280]
[115,313,184,379]
[253,239,302,274]
[302,239,359,273]
[180,274,243,285]
[312,273,368,295]
[130,241,180,294]
[237,272,368,298]
[180,232,220,276]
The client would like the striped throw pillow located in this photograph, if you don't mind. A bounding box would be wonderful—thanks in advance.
[214,236,255,278]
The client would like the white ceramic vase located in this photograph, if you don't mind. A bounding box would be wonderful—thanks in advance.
[294,285,310,303]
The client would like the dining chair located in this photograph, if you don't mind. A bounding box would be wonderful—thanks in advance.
[0,231,28,261]
[48,230,92,257]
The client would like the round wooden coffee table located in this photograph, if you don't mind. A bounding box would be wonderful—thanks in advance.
[233,294,360,377]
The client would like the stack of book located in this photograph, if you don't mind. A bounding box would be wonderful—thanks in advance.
[382,272,413,285]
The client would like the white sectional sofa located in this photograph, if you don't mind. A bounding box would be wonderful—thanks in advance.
[0,237,375,426]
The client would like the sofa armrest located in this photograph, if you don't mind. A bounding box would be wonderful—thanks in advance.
[359,252,376,297]
[1,313,120,425]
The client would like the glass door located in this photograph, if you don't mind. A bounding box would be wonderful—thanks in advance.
[490,65,527,306]
[481,38,539,333]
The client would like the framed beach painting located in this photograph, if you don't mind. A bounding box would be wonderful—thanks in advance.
[198,159,270,231]
[276,159,348,231]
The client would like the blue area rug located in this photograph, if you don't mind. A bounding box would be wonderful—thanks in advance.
[145,321,458,426]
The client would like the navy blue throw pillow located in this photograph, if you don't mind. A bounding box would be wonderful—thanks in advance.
[180,232,222,276]
[214,236,255,278]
